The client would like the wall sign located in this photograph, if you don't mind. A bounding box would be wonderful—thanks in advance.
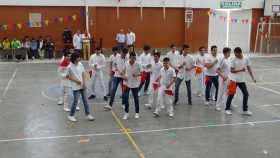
[185,8,193,23]
[220,0,242,9]
[29,13,42,27]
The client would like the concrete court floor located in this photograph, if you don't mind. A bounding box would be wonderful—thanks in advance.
[0,57,280,158]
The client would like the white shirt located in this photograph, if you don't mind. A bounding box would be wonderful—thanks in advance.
[139,52,153,72]
[114,56,127,78]
[183,54,195,81]
[116,33,126,43]
[205,54,219,76]
[195,54,206,68]
[176,54,185,79]
[89,53,106,72]
[126,32,136,45]
[73,33,82,50]
[151,61,163,81]
[124,62,141,88]
[58,57,71,87]
[109,53,120,72]
[229,57,251,82]
[39,40,44,49]
[218,57,231,77]
[160,67,176,89]
[166,50,181,68]
[68,62,85,90]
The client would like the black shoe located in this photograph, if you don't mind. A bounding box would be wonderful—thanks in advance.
[106,93,110,97]
[104,96,108,101]
[188,102,192,106]
[88,95,96,100]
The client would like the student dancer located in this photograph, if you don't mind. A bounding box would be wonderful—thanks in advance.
[67,53,94,122]
[195,46,207,97]
[173,45,190,105]
[153,57,176,118]
[144,50,163,109]
[122,52,141,120]
[88,47,108,101]
[225,47,256,115]
[139,45,153,96]
[182,45,195,105]
[104,48,128,111]
[107,46,120,97]
[216,47,231,111]
[204,45,219,105]
[57,50,72,112]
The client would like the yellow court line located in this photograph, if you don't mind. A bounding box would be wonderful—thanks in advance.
[111,111,145,158]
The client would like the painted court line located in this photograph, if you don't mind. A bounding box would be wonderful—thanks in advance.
[111,111,145,158]
[0,68,17,103]
[1,119,280,143]
[251,84,280,95]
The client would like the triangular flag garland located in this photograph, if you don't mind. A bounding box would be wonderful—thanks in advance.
[0,14,78,31]
[208,9,271,24]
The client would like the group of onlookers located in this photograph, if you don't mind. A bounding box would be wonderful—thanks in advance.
[0,36,55,60]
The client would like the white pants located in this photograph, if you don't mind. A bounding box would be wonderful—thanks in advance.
[91,70,106,96]
[156,86,173,114]
[148,87,159,107]
[58,85,71,109]
[216,77,230,108]
[195,72,204,95]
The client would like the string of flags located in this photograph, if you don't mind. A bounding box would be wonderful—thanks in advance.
[0,14,77,31]
[208,10,251,24]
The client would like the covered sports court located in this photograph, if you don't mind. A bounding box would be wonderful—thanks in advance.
[1,0,280,158]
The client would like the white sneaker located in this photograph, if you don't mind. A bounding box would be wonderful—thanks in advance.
[242,111,253,116]
[134,113,140,119]
[215,107,221,111]
[169,112,174,118]
[153,111,159,117]
[104,105,112,111]
[68,116,77,122]
[123,113,129,120]
[57,100,63,105]
[205,101,210,105]
[144,104,152,109]
[64,108,70,112]
[225,110,232,115]
[86,115,95,121]
[76,106,80,111]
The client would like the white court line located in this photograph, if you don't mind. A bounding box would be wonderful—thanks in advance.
[254,82,280,85]
[0,68,17,103]
[251,84,280,95]
[260,104,280,107]
[0,119,280,143]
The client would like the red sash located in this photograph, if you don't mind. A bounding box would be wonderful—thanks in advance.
[165,89,174,96]
[140,71,148,83]
[227,80,237,96]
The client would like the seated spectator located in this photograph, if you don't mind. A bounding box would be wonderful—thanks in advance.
[22,36,31,59]
[63,27,73,44]
[11,38,22,49]
[30,38,38,59]
[2,37,11,49]
[45,37,55,59]
[0,41,3,49]
[37,36,45,59]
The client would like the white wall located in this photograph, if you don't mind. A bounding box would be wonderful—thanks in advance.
[208,9,252,53]
[0,0,264,8]
[208,10,228,52]
[228,9,252,53]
